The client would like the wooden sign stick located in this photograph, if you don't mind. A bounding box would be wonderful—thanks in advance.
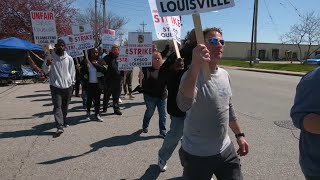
[192,13,211,81]
[173,39,181,58]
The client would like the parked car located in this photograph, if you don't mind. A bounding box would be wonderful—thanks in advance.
[303,54,320,65]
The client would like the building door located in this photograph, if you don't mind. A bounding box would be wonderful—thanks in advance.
[272,49,279,60]
[258,50,266,60]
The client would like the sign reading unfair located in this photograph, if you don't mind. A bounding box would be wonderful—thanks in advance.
[30,11,57,45]
[59,35,84,58]
[128,32,153,67]
[101,28,116,49]
[156,0,235,16]
[148,0,181,43]
[71,24,95,50]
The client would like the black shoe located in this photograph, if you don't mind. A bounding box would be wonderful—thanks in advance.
[64,124,69,128]
[159,133,166,139]
[114,110,122,115]
[142,128,148,133]
[102,109,107,113]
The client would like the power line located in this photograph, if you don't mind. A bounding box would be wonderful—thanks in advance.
[263,0,280,36]
[284,0,302,18]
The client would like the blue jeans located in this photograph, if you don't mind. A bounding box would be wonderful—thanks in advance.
[158,115,185,163]
[142,94,167,135]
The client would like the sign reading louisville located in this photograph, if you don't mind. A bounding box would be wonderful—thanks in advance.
[71,24,95,50]
[128,32,153,67]
[30,11,57,45]
[149,0,181,42]
[156,0,235,16]
[59,35,84,58]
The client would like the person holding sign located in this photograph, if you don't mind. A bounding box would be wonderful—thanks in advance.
[42,39,75,135]
[157,29,197,172]
[81,48,107,122]
[140,52,167,138]
[177,27,248,179]
[102,45,123,115]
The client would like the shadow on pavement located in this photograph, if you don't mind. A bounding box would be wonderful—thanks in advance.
[120,101,145,110]
[38,129,159,165]
[136,164,161,180]
[0,114,90,139]
[167,177,183,180]
[34,90,50,93]
[16,93,50,99]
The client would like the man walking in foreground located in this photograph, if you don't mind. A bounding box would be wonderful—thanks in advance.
[177,27,249,180]
[291,67,320,180]
[42,39,75,134]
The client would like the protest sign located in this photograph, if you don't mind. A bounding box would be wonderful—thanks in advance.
[128,32,153,68]
[156,0,235,16]
[102,29,116,49]
[148,0,181,43]
[118,47,133,71]
[71,24,95,50]
[156,0,235,80]
[30,11,57,45]
[59,35,84,58]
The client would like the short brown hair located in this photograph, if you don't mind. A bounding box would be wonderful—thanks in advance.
[203,27,223,37]
[111,44,119,49]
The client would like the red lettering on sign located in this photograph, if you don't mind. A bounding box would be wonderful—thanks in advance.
[31,12,54,20]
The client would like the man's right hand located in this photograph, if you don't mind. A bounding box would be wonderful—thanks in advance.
[46,59,52,66]
[138,71,144,80]
[191,44,210,68]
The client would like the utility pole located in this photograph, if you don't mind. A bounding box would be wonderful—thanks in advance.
[140,21,147,33]
[95,0,98,44]
[102,0,107,28]
[253,0,259,64]
[119,32,124,46]
[249,0,258,67]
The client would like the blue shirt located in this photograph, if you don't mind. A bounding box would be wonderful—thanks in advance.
[291,67,320,176]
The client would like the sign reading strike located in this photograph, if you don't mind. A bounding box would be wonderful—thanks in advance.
[30,11,57,45]
[118,47,133,71]
[59,35,84,58]
[149,0,181,42]
[71,24,94,50]
[128,32,152,67]
[102,29,116,49]
[156,0,235,16]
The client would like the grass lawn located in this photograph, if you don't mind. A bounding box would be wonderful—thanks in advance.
[219,60,317,73]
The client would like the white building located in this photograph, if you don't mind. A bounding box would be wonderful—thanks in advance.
[224,41,320,61]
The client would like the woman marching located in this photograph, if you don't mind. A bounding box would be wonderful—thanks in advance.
[81,47,108,122]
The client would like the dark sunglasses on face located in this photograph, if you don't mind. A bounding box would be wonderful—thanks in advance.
[208,38,225,45]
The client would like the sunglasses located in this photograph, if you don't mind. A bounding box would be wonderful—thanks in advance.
[208,38,225,45]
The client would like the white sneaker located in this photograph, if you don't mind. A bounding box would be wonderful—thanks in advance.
[95,115,104,122]
[158,157,167,172]
[119,98,122,103]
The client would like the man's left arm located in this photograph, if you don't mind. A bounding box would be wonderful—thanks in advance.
[229,100,249,156]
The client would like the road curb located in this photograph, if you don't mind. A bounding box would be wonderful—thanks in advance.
[220,66,305,77]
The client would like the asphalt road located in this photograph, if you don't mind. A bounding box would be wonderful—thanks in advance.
[0,67,304,180]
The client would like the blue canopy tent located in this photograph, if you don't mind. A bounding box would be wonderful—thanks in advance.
[0,37,43,51]
[0,37,44,69]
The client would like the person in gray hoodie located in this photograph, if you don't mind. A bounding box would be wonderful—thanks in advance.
[291,67,320,180]
[42,39,75,135]
[177,27,249,180]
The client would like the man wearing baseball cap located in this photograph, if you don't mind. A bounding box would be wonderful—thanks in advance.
[42,39,75,135]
